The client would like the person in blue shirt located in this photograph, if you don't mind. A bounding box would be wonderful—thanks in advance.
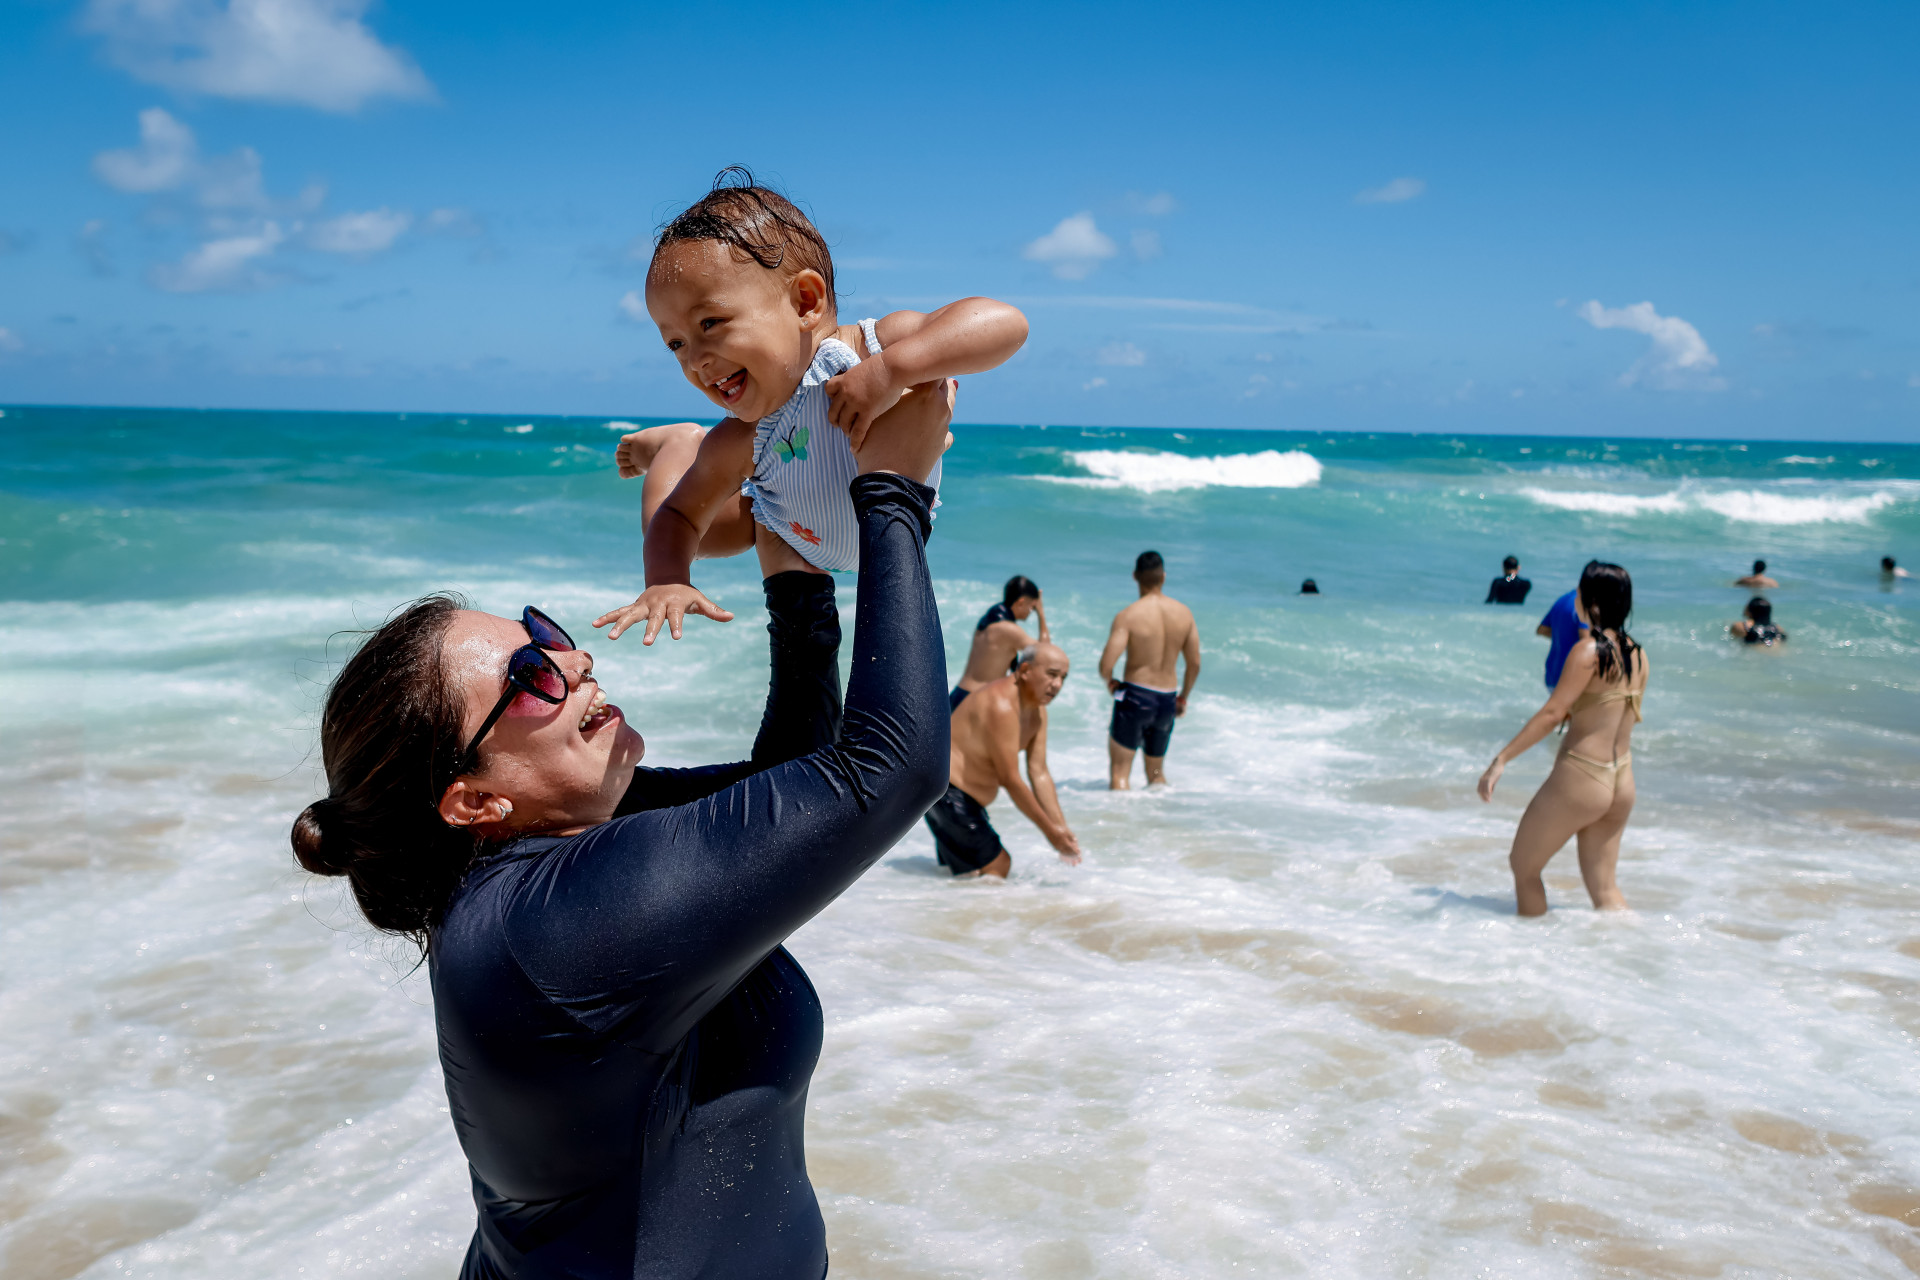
[1536,574,1591,688]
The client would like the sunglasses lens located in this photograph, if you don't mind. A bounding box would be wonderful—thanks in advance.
[508,647,568,703]
[524,607,575,652]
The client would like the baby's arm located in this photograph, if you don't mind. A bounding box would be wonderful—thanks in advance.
[825,298,1028,446]
[592,420,755,644]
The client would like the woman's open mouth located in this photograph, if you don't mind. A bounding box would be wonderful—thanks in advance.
[710,369,747,404]
[578,687,618,735]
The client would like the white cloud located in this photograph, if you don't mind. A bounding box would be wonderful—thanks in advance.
[1130,191,1178,216]
[305,207,411,255]
[92,108,280,211]
[83,0,432,112]
[1082,376,1107,391]
[618,290,649,323]
[1096,341,1147,367]
[1130,228,1162,261]
[150,221,285,292]
[1023,213,1118,280]
[93,107,197,191]
[0,328,23,353]
[1576,299,1727,391]
[1355,177,1426,204]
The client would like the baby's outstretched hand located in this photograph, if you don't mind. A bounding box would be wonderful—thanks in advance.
[824,354,905,449]
[593,585,735,644]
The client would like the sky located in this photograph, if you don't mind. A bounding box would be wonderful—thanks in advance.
[2,0,1918,440]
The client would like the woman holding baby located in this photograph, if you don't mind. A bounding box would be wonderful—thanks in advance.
[289,174,991,1278]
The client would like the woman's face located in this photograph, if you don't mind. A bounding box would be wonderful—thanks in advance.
[439,610,645,836]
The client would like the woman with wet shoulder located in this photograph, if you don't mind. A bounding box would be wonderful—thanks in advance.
[1477,561,1648,917]
[288,391,952,1278]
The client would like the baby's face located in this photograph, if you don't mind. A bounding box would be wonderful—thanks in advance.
[646,240,823,423]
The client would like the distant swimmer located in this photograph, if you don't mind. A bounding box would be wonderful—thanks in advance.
[1536,581,1590,689]
[1486,555,1532,605]
[928,643,1081,877]
[1100,550,1201,790]
[951,575,1049,710]
[1884,556,1910,583]
[1479,561,1647,917]
[1299,578,1320,595]
[1735,559,1778,589]
[1730,596,1787,646]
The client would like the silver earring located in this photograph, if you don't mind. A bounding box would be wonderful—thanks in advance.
[496,800,513,819]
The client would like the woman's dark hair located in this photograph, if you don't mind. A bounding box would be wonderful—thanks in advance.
[1752,559,1767,573]
[1746,596,1773,625]
[1577,560,1639,682]
[1003,575,1041,607]
[291,593,482,947]
[653,167,835,312]
[1884,556,1898,571]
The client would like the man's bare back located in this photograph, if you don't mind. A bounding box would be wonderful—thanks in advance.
[1099,551,1201,789]
[953,578,1047,699]
[924,644,1080,878]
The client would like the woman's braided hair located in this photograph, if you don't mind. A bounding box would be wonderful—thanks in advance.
[1578,560,1639,682]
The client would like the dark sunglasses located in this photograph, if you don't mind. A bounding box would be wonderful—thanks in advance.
[454,606,576,777]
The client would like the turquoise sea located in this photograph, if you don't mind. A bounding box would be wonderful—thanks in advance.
[2,404,1918,1278]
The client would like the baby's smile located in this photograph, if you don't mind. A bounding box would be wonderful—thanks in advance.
[710,368,748,405]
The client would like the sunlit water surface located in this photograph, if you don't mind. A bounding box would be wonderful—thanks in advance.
[2,408,1918,1278]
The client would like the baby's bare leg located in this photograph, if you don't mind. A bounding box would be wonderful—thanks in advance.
[755,523,828,577]
[620,422,755,559]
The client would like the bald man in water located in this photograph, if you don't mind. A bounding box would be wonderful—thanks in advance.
[923,643,1082,878]
[1100,550,1201,789]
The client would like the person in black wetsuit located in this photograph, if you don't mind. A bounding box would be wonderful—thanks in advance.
[949,574,1048,709]
[1486,555,1532,604]
[1730,596,1787,646]
[290,412,951,1278]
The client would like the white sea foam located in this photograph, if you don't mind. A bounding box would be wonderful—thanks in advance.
[1520,484,1900,524]
[604,420,642,431]
[1054,448,1323,492]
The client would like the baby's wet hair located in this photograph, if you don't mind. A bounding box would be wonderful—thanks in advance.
[654,167,835,313]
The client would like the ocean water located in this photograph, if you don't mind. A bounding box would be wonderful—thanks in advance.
[2,405,1918,1280]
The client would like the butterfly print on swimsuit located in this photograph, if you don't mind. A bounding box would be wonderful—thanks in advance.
[791,522,822,546]
[771,424,809,464]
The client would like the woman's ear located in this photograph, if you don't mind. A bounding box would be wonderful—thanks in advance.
[789,268,830,329]
[439,779,513,829]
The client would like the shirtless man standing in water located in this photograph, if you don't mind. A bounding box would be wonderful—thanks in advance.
[1100,550,1201,789]
[924,643,1081,878]
[950,576,1048,710]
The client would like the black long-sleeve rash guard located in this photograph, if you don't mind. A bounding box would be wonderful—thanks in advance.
[430,475,949,1280]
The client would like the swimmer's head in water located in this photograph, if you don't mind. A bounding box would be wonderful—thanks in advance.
[1752,559,1767,574]
[1003,575,1041,616]
[645,168,838,422]
[1577,560,1639,681]
[1885,556,1898,572]
[292,593,476,945]
[1503,555,1519,573]
[1015,642,1070,705]
[1134,550,1165,587]
[1746,597,1773,625]
[1300,578,1319,594]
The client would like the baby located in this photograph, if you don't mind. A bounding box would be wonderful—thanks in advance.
[594,172,1028,643]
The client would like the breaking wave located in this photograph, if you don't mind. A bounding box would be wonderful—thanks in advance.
[1520,485,1900,525]
[1053,449,1323,493]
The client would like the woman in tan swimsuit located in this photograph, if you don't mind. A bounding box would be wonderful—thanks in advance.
[1478,561,1647,916]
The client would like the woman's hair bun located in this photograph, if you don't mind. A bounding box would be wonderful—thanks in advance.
[291,799,350,876]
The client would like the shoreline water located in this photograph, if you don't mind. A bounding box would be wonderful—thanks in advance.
[2,405,1916,1277]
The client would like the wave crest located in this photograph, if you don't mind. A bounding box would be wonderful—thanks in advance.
[1057,449,1323,493]
[1520,486,1899,525]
